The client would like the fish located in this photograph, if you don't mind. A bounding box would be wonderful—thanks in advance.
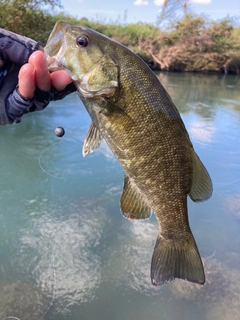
[45,20,213,285]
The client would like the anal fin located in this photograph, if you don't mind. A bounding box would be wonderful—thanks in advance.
[82,122,103,157]
[120,175,151,220]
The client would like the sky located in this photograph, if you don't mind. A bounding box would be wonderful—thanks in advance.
[59,0,240,25]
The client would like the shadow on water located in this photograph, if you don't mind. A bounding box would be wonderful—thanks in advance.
[0,73,239,320]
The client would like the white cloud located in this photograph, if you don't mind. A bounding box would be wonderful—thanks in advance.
[154,0,165,6]
[188,119,216,145]
[190,0,211,4]
[97,140,116,160]
[19,203,108,313]
[133,0,149,6]
[88,9,118,15]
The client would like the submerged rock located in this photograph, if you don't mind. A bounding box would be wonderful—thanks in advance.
[170,258,240,320]
[0,281,49,320]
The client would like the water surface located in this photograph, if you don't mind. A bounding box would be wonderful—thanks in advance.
[0,72,239,320]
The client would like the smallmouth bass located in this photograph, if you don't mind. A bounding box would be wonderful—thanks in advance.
[45,21,213,285]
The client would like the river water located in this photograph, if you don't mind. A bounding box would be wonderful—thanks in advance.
[0,72,239,320]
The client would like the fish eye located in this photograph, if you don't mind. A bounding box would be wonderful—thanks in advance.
[76,36,89,48]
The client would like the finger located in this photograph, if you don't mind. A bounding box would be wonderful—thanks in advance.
[18,63,36,99]
[28,51,51,91]
[50,70,73,91]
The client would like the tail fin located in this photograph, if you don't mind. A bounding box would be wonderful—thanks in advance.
[151,234,205,285]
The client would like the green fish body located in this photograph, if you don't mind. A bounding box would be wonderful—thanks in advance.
[45,21,213,285]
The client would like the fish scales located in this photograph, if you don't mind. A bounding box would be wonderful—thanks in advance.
[45,21,213,286]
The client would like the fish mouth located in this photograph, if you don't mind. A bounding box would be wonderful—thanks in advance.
[44,21,69,71]
[44,46,66,73]
[45,55,59,72]
[45,53,82,84]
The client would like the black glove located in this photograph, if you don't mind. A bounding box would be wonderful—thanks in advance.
[0,28,76,125]
[0,28,40,125]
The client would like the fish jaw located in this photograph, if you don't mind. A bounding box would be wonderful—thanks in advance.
[45,23,83,81]
[44,20,110,85]
[44,21,69,72]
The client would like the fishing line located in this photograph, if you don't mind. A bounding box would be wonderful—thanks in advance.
[38,141,66,180]
[1,241,57,320]
[38,240,57,320]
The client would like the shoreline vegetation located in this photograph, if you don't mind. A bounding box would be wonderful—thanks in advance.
[1,0,240,74]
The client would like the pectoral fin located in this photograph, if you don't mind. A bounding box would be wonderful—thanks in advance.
[120,175,151,220]
[189,150,213,202]
[82,122,103,157]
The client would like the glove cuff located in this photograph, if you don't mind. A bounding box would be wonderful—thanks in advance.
[6,86,34,123]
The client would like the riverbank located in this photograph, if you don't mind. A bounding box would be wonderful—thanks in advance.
[138,46,240,74]
[49,14,240,74]
[1,0,240,74]
[97,14,240,74]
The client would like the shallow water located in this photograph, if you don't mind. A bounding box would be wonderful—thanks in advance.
[0,72,239,320]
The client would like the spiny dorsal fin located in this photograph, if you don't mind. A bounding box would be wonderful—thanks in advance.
[82,122,103,157]
[189,150,213,202]
[120,175,151,220]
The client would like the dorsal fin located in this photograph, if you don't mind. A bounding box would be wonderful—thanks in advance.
[189,150,213,202]
[82,122,103,157]
[120,175,151,220]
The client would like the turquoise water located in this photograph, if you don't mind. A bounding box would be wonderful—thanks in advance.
[0,72,239,320]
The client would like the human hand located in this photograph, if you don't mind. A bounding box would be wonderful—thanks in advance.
[6,50,76,124]
[0,29,76,125]
[18,50,72,99]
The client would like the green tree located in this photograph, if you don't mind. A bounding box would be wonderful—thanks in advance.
[0,0,62,44]
[205,19,233,52]
[174,14,205,38]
